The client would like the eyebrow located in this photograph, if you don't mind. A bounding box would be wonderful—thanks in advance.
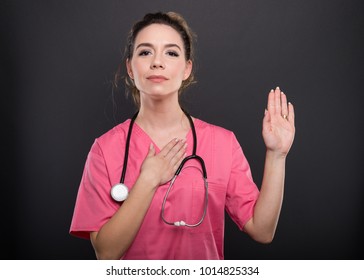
[135,43,182,51]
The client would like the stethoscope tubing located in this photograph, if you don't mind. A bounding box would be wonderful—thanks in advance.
[111,109,208,227]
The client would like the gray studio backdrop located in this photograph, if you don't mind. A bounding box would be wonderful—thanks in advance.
[2,0,363,259]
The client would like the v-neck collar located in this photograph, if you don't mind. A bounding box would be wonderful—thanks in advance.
[131,120,196,153]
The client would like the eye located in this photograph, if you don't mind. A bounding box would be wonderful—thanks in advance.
[138,50,152,56]
[166,50,179,57]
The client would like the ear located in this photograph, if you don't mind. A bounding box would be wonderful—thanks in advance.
[126,59,134,79]
[183,60,193,81]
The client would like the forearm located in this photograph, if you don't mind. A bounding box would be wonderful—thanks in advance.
[243,87,294,243]
[247,151,286,243]
[91,175,157,259]
[90,139,187,259]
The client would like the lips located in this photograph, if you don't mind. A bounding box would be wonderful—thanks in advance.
[147,75,168,83]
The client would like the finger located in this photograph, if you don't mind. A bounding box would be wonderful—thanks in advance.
[287,102,295,125]
[173,152,187,172]
[267,89,275,115]
[281,91,288,119]
[159,138,179,158]
[274,86,281,115]
[164,139,186,161]
[170,142,187,168]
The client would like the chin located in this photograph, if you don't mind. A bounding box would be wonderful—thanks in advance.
[141,88,180,99]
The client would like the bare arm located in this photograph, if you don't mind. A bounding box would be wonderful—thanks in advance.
[244,87,295,243]
[90,138,187,259]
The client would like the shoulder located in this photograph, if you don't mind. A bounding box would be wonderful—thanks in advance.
[194,118,236,140]
[193,117,241,152]
[90,119,131,154]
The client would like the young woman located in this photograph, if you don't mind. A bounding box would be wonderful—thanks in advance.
[70,11,295,260]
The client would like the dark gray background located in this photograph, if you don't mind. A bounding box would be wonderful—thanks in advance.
[2,0,363,259]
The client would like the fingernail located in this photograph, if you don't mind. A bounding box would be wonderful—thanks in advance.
[276,86,280,90]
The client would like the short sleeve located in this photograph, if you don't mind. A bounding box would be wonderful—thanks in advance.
[69,140,119,239]
[225,134,260,231]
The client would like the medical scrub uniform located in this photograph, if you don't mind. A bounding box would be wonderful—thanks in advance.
[70,118,259,259]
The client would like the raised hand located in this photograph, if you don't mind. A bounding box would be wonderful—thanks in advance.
[262,87,295,157]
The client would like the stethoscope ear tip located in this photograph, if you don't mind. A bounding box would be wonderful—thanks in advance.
[111,183,129,202]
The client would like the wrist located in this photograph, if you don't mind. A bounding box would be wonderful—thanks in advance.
[265,149,288,161]
[137,171,160,191]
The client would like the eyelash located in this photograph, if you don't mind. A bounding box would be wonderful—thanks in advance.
[166,51,179,57]
[137,50,179,57]
[138,50,151,56]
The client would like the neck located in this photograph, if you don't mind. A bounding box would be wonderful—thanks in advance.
[136,100,188,131]
[134,93,193,149]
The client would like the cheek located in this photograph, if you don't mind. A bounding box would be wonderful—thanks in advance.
[172,63,189,80]
[130,63,147,86]
[130,61,142,76]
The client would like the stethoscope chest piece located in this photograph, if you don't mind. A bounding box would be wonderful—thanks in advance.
[111,109,208,227]
[111,183,129,202]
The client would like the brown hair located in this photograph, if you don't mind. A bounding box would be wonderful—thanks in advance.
[114,11,196,108]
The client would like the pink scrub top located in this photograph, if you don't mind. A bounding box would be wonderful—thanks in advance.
[70,118,259,259]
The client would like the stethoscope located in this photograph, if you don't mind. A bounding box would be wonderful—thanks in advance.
[110,109,208,227]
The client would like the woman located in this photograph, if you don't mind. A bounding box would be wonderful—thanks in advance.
[70,11,295,260]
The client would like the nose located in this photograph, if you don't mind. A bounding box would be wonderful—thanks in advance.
[151,53,165,69]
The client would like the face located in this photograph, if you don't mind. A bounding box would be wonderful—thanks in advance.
[126,24,192,102]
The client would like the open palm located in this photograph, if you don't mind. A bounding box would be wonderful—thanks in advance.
[262,87,295,157]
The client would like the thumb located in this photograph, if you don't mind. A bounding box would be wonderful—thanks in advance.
[146,143,156,158]
[263,108,270,120]
[262,109,271,131]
